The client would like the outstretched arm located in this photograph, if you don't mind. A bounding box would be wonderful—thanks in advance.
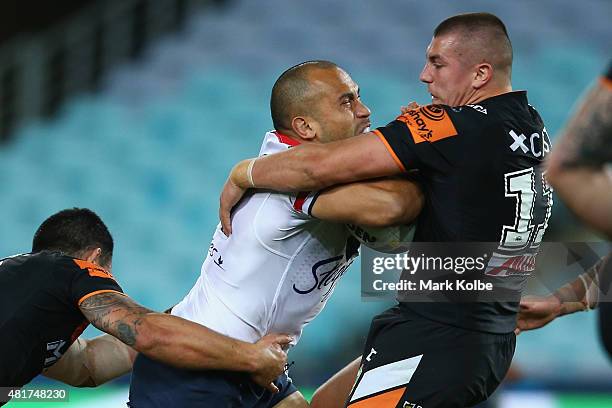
[78,292,290,391]
[220,132,402,233]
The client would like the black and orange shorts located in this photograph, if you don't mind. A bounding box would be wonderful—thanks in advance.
[345,305,515,408]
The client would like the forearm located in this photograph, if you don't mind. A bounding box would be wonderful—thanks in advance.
[231,145,334,192]
[554,254,611,315]
[231,133,400,192]
[312,177,423,226]
[136,313,258,372]
[81,293,258,373]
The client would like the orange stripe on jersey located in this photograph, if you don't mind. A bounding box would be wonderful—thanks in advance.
[396,105,457,144]
[373,129,407,173]
[73,259,116,280]
[78,289,126,306]
[348,387,406,408]
[600,76,612,91]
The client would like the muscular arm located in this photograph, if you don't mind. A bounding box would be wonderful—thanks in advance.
[311,177,424,227]
[239,132,401,192]
[546,79,612,238]
[220,132,403,233]
[78,292,288,374]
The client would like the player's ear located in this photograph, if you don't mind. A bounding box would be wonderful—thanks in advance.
[472,62,493,89]
[291,116,317,141]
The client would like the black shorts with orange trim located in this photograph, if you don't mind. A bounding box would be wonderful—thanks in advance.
[346,305,515,408]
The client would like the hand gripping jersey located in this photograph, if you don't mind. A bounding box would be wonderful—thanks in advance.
[0,251,123,387]
[172,131,358,345]
[374,92,553,333]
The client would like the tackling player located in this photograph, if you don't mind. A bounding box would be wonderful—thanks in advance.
[128,61,423,407]
[220,13,553,408]
[0,208,289,405]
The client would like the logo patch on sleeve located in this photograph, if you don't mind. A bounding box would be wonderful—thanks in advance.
[396,105,458,144]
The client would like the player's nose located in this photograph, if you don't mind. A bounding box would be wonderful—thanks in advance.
[420,64,433,84]
[355,99,371,118]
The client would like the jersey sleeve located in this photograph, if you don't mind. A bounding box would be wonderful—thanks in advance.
[289,191,321,218]
[373,104,461,173]
[68,259,124,306]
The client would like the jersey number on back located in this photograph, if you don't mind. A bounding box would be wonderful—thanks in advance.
[500,167,553,251]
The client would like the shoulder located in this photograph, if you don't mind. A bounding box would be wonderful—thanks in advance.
[393,103,490,144]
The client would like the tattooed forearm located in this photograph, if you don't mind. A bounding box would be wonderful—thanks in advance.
[79,292,151,347]
[559,83,612,169]
[117,322,137,346]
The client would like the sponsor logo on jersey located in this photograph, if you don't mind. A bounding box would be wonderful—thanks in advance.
[396,105,458,144]
[508,129,551,157]
[467,104,488,114]
[293,255,352,300]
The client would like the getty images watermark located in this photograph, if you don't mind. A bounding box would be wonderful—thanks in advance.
[360,242,612,302]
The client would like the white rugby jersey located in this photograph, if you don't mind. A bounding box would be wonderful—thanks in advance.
[172,131,358,345]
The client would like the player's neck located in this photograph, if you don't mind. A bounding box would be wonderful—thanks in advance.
[468,83,513,105]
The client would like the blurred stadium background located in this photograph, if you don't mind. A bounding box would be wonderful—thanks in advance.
[1,0,610,406]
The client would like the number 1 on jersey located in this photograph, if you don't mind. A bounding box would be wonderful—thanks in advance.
[500,167,552,251]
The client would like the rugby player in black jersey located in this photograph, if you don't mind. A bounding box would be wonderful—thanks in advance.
[219,13,553,408]
[0,208,289,405]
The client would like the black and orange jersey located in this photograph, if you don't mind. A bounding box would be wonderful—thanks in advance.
[0,251,123,387]
[604,60,612,84]
[374,91,552,333]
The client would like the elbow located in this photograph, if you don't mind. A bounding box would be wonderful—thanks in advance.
[358,195,409,227]
[129,318,164,356]
[380,198,411,226]
[378,192,421,227]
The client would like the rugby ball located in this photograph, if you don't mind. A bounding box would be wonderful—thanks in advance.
[347,223,416,253]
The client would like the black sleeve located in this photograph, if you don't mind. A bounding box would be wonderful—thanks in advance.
[68,259,124,306]
[373,104,461,173]
[605,60,612,81]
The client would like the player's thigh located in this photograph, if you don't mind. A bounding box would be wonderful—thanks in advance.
[345,310,516,407]
[311,357,361,408]
[272,391,309,408]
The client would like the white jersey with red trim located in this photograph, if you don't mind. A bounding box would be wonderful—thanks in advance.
[172,131,356,345]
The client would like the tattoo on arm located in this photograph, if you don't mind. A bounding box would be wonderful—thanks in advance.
[79,293,151,347]
[560,84,612,169]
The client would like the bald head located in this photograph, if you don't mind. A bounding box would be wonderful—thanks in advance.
[434,13,513,81]
[270,60,340,131]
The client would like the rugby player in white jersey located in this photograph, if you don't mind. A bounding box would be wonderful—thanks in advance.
[128,61,423,408]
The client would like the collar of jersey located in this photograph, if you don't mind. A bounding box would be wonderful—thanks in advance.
[273,130,302,146]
